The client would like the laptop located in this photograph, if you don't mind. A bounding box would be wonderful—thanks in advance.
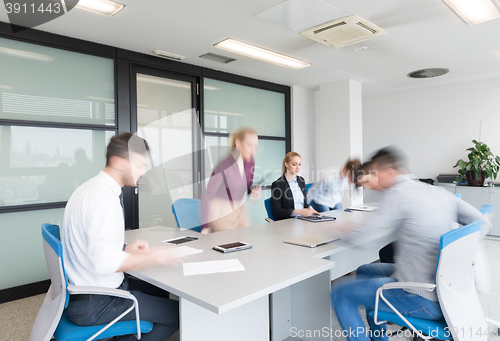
[284,233,341,248]
[297,215,336,223]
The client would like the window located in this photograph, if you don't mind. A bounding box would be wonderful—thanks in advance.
[0,36,115,290]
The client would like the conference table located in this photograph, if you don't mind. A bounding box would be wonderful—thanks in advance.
[124,208,394,341]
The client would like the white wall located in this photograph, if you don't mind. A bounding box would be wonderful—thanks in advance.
[291,86,317,182]
[363,77,500,179]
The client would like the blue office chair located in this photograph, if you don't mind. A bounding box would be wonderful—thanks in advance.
[30,224,153,341]
[264,197,276,222]
[369,221,487,341]
[478,204,494,221]
[476,204,500,333]
[304,183,321,211]
[455,193,462,199]
[172,198,202,232]
[305,183,314,193]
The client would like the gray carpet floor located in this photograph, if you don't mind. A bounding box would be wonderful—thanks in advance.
[2,239,499,341]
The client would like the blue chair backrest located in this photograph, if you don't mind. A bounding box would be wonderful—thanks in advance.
[455,193,462,199]
[264,197,276,221]
[478,204,494,216]
[41,223,70,308]
[435,220,482,281]
[172,198,202,232]
[305,183,314,193]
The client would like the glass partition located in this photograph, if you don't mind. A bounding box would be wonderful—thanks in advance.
[0,37,115,126]
[203,136,285,224]
[135,73,195,228]
[0,125,113,207]
[204,78,285,137]
[0,208,64,290]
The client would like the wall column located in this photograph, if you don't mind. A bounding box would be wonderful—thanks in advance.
[316,79,363,206]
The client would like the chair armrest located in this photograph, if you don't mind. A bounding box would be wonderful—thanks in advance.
[67,286,133,299]
[67,286,144,340]
[372,281,437,341]
[381,282,436,292]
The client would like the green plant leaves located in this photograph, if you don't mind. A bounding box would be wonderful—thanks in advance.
[454,139,500,181]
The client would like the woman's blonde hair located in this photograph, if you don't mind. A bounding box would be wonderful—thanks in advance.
[229,126,257,148]
[282,151,301,175]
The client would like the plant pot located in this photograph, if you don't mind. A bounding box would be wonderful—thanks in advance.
[465,170,486,187]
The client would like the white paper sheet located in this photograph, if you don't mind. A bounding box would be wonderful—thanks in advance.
[183,259,245,276]
[153,246,203,260]
[345,205,379,212]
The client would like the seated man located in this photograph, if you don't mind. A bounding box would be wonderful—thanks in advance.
[62,133,179,341]
[331,147,490,341]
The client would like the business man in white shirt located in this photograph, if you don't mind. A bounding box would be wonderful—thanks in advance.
[62,133,179,340]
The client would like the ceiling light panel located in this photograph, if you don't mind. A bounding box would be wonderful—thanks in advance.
[153,50,186,61]
[73,0,125,16]
[443,0,500,25]
[214,39,310,69]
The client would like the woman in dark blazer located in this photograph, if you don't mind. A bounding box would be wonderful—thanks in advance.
[271,151,320,220]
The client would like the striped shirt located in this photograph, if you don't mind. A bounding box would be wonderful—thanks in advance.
[350,176,490,301]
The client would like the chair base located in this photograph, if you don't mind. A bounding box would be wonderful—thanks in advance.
[54,312,153,341]
[368,311,451,340]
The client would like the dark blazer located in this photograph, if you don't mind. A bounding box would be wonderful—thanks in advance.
[271,174,309,221]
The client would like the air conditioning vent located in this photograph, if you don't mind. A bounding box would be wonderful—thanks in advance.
[300,15,387,48]
[356,22,377,34]
[313,21,346,34]
[199,52,236,64]
[407,68,449,78]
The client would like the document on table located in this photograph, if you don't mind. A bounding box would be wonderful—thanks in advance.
[183,259,245,276]
[345,205,379,212]
[153,246,203,260]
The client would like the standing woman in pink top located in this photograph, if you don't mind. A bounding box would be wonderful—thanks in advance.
[201,126,261,233]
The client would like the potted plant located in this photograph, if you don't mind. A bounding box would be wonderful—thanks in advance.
[454,140,500,186]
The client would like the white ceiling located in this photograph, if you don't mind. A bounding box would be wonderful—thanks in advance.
[2,0,500,97]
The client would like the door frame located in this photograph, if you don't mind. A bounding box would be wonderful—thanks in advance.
[130,65,202,229]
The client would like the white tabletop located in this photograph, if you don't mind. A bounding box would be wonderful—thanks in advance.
[125,227,335,314]
[124,207,390,314]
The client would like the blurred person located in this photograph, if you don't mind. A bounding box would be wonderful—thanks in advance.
[331,147,490,341]
[307,159,361,212]
[359,149,418,264]
[201,126,261,233]
[271,151,320,220]
[62,133,180,341]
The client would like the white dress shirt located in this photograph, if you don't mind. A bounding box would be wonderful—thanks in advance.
[62,171,130,288]
[285,174,304,215]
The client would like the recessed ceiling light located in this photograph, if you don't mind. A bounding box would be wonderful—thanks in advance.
[73,0,124,16]
[214,39,311,69]
[443,0,500,25]
[152,50,186,61]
